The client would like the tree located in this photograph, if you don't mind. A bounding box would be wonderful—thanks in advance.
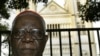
[78,0,100,22]
[0,0,48,30]
[0,0,48,19]
[0,0,28,30]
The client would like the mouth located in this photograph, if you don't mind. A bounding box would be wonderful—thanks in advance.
[20,48,35,50]
[19,48,36,51]
[19,48,36,54]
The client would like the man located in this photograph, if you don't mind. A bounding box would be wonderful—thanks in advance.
[10,11,48,56]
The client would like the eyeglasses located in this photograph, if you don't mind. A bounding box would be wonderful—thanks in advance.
[11,29,45,40]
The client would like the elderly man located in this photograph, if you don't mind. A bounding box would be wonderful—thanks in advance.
[10,11,48,56]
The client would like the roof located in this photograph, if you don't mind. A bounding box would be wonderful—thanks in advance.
[39,1,68,15]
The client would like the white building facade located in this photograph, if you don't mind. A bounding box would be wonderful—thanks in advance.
[16,0,97,56]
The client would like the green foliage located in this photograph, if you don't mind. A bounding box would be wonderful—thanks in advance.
[0,0,48,19]
[0,0,30,30]
[78,1,100,22]
[8,0,29,9]
[0,24,8,30]
[0,0,10,19]
[0,0,48,30]
[0,0,29,30]
[0,0,29,19]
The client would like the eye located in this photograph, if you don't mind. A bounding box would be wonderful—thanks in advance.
[12,29,25,38]
[31,29,44,39]
[12,31,19,36]
[19,30,25,35]
[35,31,43,36]
[31,29,43,35]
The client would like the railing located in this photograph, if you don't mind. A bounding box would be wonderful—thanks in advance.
[0,28,100,56]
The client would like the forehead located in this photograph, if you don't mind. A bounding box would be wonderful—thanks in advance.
[13,15,44,29]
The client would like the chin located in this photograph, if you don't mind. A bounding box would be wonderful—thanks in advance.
[20,54,35,56]
[17,53,37,56]
[16,50,38,56]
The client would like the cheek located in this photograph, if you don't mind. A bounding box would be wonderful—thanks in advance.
[11,39,20,48]
[38,40,46,49]
[10,38,47,50]
[11,37,22,48]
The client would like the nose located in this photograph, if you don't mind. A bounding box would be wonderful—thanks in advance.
[22,32,33,42]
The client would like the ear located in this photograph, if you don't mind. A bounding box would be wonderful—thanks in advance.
[45,35,48,42]
[8,34,12,45]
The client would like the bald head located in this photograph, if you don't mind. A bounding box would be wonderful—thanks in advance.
[11,11,48,56]
[12,11,46,32]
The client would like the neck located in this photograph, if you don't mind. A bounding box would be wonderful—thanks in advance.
[13,55,43,56]
[12,54,43,56]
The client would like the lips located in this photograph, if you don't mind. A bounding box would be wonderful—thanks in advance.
[18,48,36,54]
[20,48,35,50]
[19,43,37,49]
[17,46,37,54]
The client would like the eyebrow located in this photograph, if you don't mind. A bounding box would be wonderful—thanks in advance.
[32,29,40,31]
[17,28,41,32]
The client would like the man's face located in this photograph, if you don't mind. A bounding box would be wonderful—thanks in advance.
[11,15,47,56]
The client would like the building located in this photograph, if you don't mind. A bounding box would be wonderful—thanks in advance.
[16,0,97,56]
